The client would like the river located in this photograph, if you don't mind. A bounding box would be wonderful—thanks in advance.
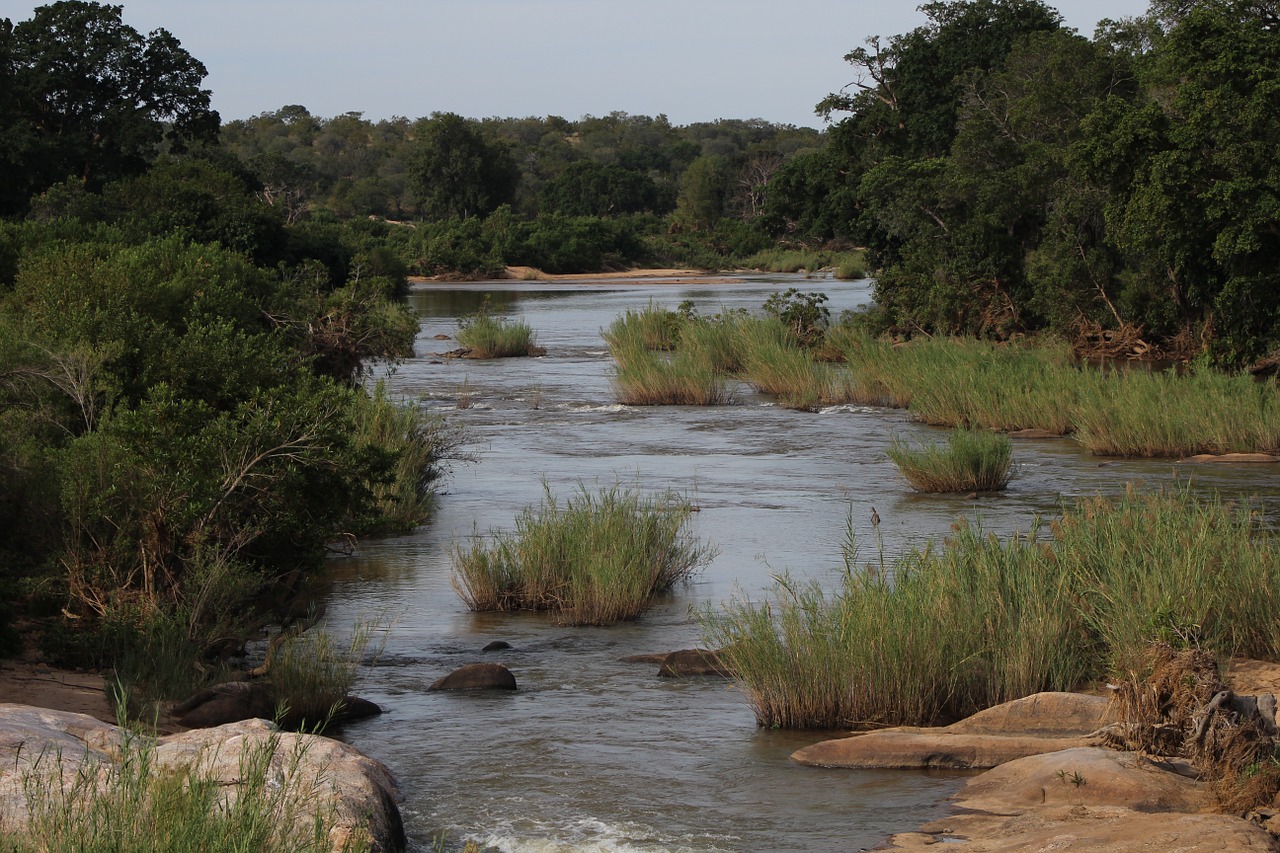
[320,274,1280,853]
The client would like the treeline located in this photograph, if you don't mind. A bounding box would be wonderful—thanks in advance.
[805,0,1280,365]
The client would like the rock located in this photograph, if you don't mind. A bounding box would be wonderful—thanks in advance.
[0,704,404,852]
[621,653,670,664]
[173,680,275,728]
[793,692,1118,770]
[433,334,452,340]
[1180,452,1280,464]
[482,641,513,652]
[429,662,517,691]
[657,648,733,678]
[334,695,383,722]
[1006,428,1065,439]
[884,747,1276,851]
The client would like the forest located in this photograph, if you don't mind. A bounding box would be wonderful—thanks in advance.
[1,0,1278,694]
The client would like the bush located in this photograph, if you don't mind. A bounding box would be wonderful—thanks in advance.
[887,427,1014,492]
[451,485,715,625]
[456,313,537,358]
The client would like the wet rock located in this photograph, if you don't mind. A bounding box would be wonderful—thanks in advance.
[657,649,733,678]
[482,641,513,652]
[1180,452,1280,464]
[429,663,517,691]
[1006,428,1065,439]
[621,653,669,665]
[173,680,275,728]
[0,705,404,852]
[433,334,452,340]
[793,692,1118,770]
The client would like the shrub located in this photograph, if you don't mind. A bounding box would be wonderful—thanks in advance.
[451,485,715,625]
[887,427,1014,492]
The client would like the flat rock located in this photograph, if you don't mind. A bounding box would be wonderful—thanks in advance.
[1180,452,1280,464]
[1006,428,1065,439]
[793,692,1117,770]
[0,704,404,852]
[429,662,517,691]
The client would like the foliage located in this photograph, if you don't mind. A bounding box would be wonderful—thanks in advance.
[761,288,830,347]
[888,427,1014,492]
[271,617,386,731]
[408,112,519,220]
[456,299,538,358]
[0,1,218,214]
[451,485,715,625]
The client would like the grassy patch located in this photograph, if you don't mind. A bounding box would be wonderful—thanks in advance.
[705,487,1280,729]
[611,349,732,406]
[888,427,1014,492]
[603,304,685,354]
[456,313,537,358]
[270,617,386,731]
[451,485,715,625]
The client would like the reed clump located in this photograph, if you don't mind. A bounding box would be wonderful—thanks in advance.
[706,487,1280,729]
[611,349,732,406]
[888,427,1014,492]
[603,304,685,353]
[451,485,715,626]
[270,617,385,731]
[456,313,537,358]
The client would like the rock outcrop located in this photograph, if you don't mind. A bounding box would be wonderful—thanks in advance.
[793,692,1118,770]
[0,704,404,852]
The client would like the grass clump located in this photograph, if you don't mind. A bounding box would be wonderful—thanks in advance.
[451,484,715,625]
[611,349,732,406]
[603,304,685,354]
[887,427,1014,492]
[706,487,1280,730]
[456,312,537,358]
[270,617,386,731]
[4,725,371,853]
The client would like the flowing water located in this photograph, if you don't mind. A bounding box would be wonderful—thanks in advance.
[320,274,1280,853]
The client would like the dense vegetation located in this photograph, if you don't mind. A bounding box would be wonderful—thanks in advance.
[2,0,1278,712]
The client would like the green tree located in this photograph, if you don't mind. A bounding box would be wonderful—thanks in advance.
[0,2,217,213]
[409,112,519,219]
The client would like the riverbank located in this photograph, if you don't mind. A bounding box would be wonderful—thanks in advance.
[408,266,746,287]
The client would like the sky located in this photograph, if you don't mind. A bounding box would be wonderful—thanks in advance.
[8,0,1155,128]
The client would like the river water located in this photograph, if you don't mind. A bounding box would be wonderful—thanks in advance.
[321,274,1280,853]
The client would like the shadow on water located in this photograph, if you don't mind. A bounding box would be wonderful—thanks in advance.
[322,275,1280,852]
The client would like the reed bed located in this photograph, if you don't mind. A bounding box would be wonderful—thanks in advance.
[611,348,732,406]
[456,314,537,358]
[1071,366,1280,457]
[603,304,684,353]
[271,618,384,731]
[888,427,1014,492]
[677,313,749,375]
[706,487,1280,729]
[451,485,715,626]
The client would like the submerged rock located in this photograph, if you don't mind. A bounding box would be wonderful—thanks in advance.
[482,641,513,652]
[657,649,733,678]
[429,662,517,691]
[0,704,404,852]
[172,681,382,729]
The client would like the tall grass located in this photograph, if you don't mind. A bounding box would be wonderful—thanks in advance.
[456,314,537,358]
[451,485,715,625]
[706,487,1280,729]
[743,248,867,277]
[611,349,732,406]
[888,427,1014,492]
[5,725,370,853]
[603,304,684,353]
[1071,366,1280,457]
[271,618,386,731]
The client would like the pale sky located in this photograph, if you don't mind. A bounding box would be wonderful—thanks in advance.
[6,1,1154,127]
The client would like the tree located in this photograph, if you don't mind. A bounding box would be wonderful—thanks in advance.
[0,2,218,213]
[408,112,519,220]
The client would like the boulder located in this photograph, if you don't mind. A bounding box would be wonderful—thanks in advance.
[429,662,517,691]
[657,648,733,678]
[173,680,275,728]
[793,692,1118,770]
[0,704,404,852]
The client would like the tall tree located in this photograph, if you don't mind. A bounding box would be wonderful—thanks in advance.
[409,112,519,220]
[0,2,218,213]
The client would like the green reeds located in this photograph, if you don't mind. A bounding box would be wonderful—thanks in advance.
[705,487,1280,729]
[737,318,829,411]
[7,725,370,853]
[603,304,684,353]
[611,349,732,406]
[270,617,385,731]
[456,313,537,358]
[1071,366,1280,457]
[887,427,1014,492]
[451,485,715,626]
